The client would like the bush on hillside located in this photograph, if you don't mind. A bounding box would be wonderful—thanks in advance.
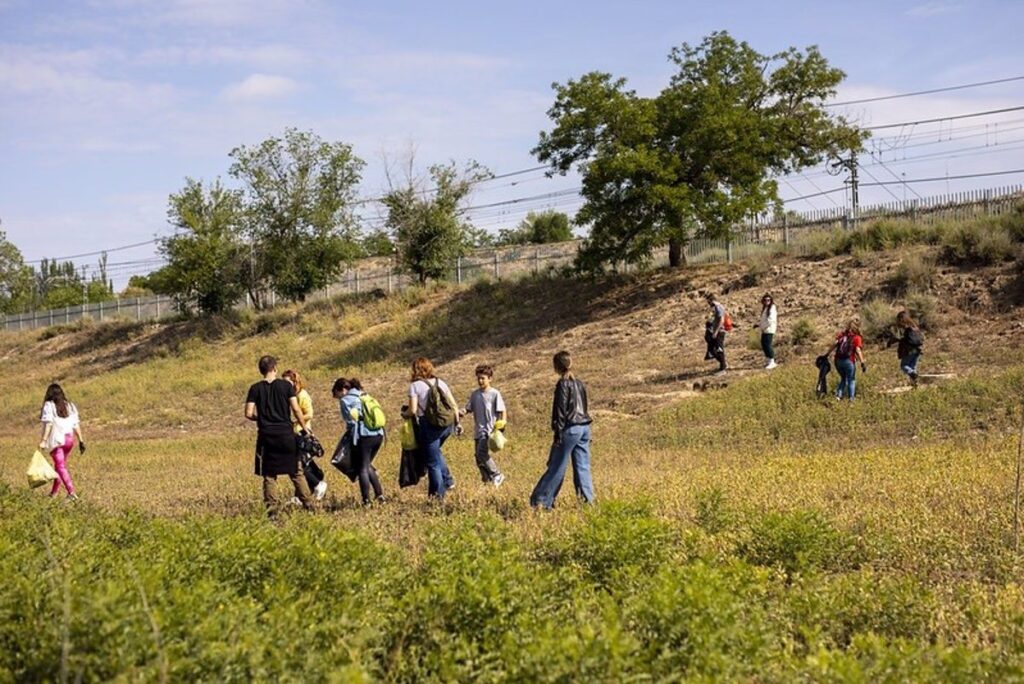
[904,290,938,332]
[846,219,933,252]
[860,297,894,342]
[940,221,1018,265]
[789,317,817,347]
[792,228,845,259]
[888,253,936,295]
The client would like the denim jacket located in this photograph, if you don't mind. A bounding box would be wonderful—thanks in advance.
[340,389,384,444]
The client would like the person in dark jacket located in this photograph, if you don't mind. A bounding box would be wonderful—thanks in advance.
[530,350,595,509]
[895,310,924,387]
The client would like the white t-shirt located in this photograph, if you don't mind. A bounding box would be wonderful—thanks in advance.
[41,401,79,450]
[758,305,778,335]
[409,378,454,418]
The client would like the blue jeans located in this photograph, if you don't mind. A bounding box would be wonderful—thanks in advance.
[530,424,595,510]
[835,357,857,400]
[900,351,920,377]
[416,421,454,498]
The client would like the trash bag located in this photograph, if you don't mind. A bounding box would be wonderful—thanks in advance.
[398,448,426,488]
[488,429,507,453]
[27,450,57,489]
[296,431,325,459]
[329,435,358,482]
[399,418,418,451]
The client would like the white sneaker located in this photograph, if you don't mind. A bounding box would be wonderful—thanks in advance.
[765,360,777,370]
[493,473,506,488]
[288,497,301,507]
[313,481,328,501]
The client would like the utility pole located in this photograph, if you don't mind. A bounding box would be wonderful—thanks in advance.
[830,153,860,229]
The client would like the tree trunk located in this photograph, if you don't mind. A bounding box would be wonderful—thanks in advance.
[668,237,687,267]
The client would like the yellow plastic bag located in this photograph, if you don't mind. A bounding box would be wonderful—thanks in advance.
[26,450,57,489]
[488,429,507,453]
[400,418,418,451]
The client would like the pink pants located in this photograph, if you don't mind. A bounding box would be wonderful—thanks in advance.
[49,433,76,497]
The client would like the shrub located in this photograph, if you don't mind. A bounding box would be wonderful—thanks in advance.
[789,317,817,346]
[793,228,844,259]
[1003,201,1024,243]
[740,255,771,288]
[860,297,894,342]
[847,219,930,252]
[940,221,1018,265]
[889,253,935,295]
[904,290,938,332]
[746,327,763,351]
[738,509,862,576]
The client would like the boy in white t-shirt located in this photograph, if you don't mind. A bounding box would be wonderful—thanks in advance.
[462,364,507,487]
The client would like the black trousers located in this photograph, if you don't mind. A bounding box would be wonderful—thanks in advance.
[353,435,384,503]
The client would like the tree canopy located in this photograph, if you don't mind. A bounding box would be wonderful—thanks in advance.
[498,210,574,246]
[533,31,866,270]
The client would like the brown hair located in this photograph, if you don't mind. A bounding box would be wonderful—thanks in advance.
[896,310,917,329]
[44,383,70,419]
[474,364,494,378]
[281,369,304,393]
[553,350,573,377]
[846,319,861,335]
[411,357,435,381]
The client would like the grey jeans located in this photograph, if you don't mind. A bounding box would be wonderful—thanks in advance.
[474,437,503,482]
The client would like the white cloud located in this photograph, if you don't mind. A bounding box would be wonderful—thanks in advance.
[136,43,309,69]
[221,73,300,101]
[906,1,964,17]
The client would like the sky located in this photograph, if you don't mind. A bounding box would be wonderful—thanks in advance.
[2,0,1024,286]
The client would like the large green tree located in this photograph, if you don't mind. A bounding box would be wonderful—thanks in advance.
[383,161,491,283]
[498,210,573,245]
[0,231,32,314]
[534,31,865,270]
[229,128,365,302]
[160,178,247,314]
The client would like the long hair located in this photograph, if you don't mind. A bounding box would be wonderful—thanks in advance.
[761,293,775,317]
[411,357,435,381]
[846,318,862,336]
[896,310,917,329]
[281,369,304,393]
[553,350,574,379]
[44,383,70,419]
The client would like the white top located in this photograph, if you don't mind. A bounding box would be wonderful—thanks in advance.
[41,401,79,451]
[409,378,455,418]
[758,304,778,335]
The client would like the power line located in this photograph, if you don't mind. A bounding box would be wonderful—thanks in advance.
[861,168,1024,186]
[871,154,924,200]
[24,238,161,265]
[865,106,1024,131]
[858,164,903,203]
[826,75,1024,107]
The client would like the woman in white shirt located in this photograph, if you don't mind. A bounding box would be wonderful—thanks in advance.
[38,383,86,499]
[756,293,778,370]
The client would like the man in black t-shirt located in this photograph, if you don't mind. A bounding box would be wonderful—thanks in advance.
[245,355,315,513]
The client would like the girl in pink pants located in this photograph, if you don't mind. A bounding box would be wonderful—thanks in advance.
[38,383,86,500]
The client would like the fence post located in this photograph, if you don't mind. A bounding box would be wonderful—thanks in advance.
[726,238,733,264]
[156,296,161,319]
[99,300,104,322]
[49,308,53,326]
[783,214,790,247]
[355,270,360,294]
[65,306,69,324]
[457,256,462,284]
[493,252,500,279]
[388,268,393,293]
[136,297,142,321]
[984,189,992,215]
[534,248,540,275]
[116,297,121,317]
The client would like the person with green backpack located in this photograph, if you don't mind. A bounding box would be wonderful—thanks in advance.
[407,357,459,499]
[338,377,386,506]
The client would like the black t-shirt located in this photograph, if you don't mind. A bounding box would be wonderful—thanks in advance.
[246,379,296,433]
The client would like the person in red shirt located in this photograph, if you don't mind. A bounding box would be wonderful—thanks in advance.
[824,319,867,401]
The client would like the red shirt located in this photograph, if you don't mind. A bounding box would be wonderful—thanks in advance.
[835,331,862,359]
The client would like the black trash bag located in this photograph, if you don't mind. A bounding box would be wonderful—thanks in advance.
[330,435,359,482]
[296,431,325,459]
[815,355,832,398]
[398,448,426,488]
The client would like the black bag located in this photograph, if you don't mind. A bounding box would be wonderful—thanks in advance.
[297,431,325,459]
[329,435,358,482]
[398,448,426,488]
[814,355,831,398]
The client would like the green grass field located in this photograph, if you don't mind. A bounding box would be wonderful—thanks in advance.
[2,242,1024,681]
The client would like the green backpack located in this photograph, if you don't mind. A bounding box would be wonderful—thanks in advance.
[359,393,387,430]
[424,379,457,427]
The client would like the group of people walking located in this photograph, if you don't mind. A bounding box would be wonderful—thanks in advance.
[702,291,924,399]
[32,297,925,507]
[242,351,595,514]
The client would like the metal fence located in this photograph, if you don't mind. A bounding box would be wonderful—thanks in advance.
[4,184,1022,332]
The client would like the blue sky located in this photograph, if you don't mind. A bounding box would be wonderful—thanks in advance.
[2,0,1023,285]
